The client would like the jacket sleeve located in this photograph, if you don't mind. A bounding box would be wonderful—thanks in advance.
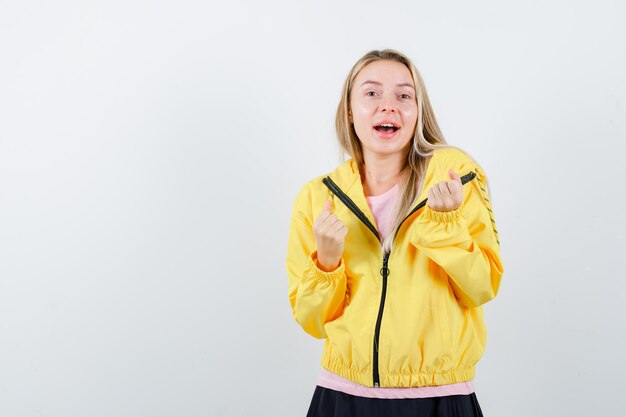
[408,160,504,308]
[286,182,348,339]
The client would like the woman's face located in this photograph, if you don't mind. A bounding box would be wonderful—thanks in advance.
[350,60,418,159]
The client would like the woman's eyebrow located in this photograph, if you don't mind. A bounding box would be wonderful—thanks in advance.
[360,80,415,90]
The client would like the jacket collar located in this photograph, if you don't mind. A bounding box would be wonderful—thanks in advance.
[326,156,438,196]
[324,157,435,214]
[323,159,379,239]
[327,158,362,195]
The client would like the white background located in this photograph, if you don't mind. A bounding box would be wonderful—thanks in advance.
[1,1,624,416]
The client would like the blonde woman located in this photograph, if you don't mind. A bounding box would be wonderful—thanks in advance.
[286,49,504,416]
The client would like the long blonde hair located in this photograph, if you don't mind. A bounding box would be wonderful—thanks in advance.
[335,49,453,254]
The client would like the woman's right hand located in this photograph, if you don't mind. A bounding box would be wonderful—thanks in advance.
[313,199,348,271]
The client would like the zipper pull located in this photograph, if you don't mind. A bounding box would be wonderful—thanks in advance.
[380,252,390,276]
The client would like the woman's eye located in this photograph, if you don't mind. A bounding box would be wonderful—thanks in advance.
[400,94,411,99]
[366,91,377,96]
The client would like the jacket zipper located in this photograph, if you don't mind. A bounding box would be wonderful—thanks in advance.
[321,170,476,387]
[372,251,389,386]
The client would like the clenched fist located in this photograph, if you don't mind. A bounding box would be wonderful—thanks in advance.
[313,199,348,272]
[427,169,464,212]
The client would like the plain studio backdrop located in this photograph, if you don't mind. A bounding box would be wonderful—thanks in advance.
[1,1,624,416]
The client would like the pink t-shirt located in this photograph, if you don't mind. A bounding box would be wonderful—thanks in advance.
[316,182,475,398]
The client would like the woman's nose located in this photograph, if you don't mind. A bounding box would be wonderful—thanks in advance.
[379,94,397,112]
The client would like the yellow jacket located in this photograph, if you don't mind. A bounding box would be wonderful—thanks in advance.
[286,146,504,388]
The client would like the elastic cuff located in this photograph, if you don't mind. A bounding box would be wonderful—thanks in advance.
[305,251,345,283]
[424,203,465,224]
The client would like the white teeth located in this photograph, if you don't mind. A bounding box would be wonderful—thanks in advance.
[378,123,396,128]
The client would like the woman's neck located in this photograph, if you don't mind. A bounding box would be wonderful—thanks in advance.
[360,154,406,197]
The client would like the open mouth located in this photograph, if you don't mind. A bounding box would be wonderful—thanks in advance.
[373,123,400,138]
[374,125,399,133]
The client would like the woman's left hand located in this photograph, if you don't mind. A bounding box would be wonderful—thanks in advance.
[427,169,464,212]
